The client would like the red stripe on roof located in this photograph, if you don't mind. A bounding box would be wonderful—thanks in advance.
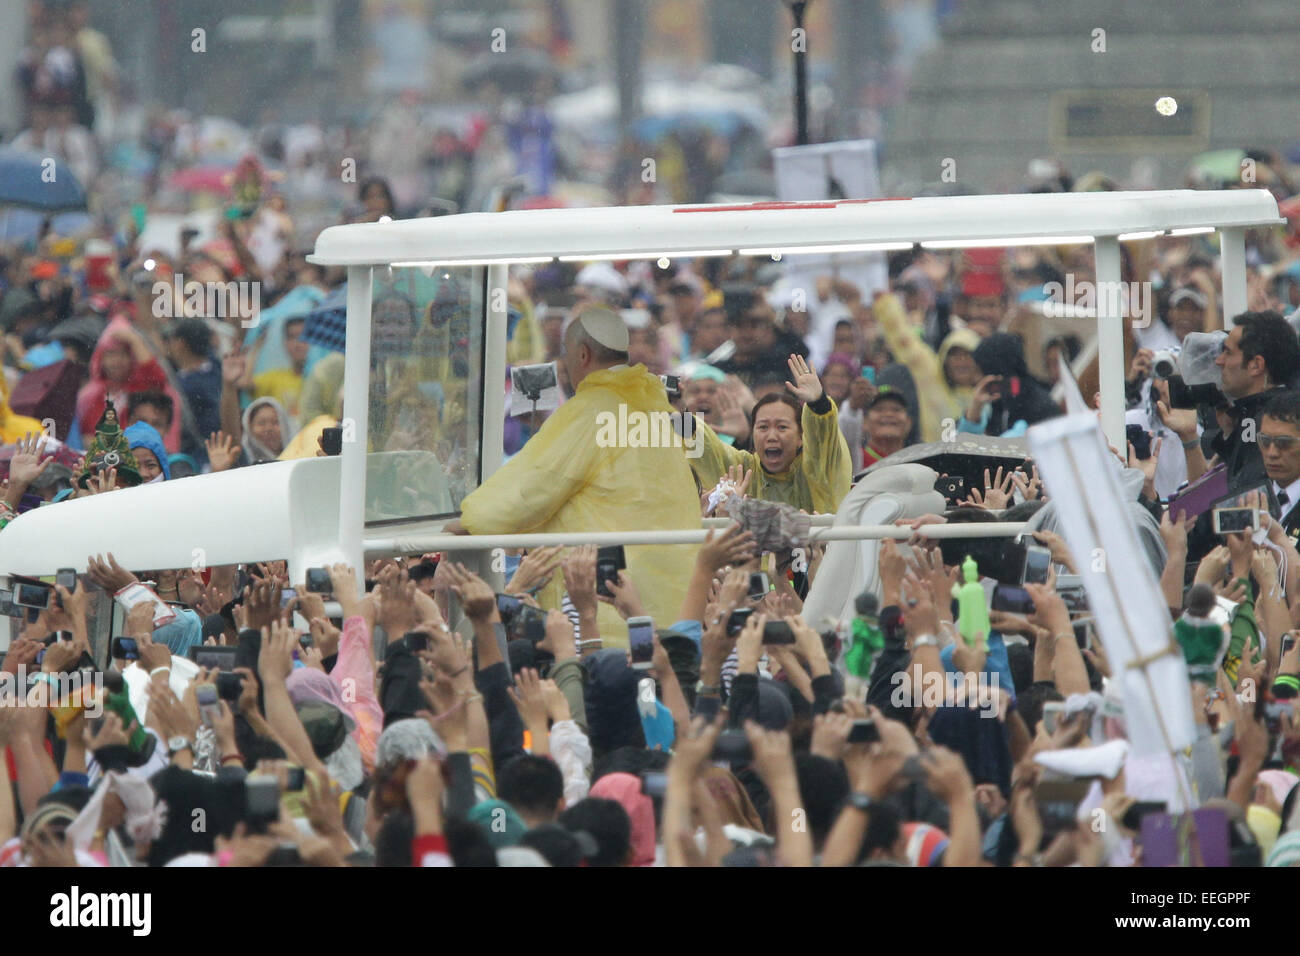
[674,198,911,213]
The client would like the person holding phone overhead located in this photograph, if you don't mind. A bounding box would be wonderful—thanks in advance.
[959,333,1059,438]
[448,306,701,647]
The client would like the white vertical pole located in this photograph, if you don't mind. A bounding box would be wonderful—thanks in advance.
[1219,226,1247,328]
[482,264,508,480]
[1094,236,1125,452]
[339,266,373,591]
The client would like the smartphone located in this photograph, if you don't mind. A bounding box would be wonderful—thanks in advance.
[659,374,681,398]
[595,545,626,599]
[1021,545,1052,586]
[985,375,1005,398]
[1058,585,1089,614]
[1121,800,1168,832]
[1042,701,1065,735]
[195,683,221,727]
[939,536,1027,585]
[991,584,1035,616]
[216,671,245,701]
[299,632,313,649]
[244,777,281,831]
[727,606,753,637]
[1073,618,1093,651]
[519,605,547,644]
[762,620,796,645]
[56,568,77,600]
[861,367,876,384]
[111,636,140,660]
[188,645,237,670]
[320,427,343,456]
[847,720,880,744]
[496,593,523,622]
[1213,507,1258,534]
[627,615,654,669]
[934,474,965,503]
[748,572,770,602]
[1035,779,1091,836]
[0,589,21,618]
[401,630,430,654]
[285,766,306,792]
[711,731,753,763]
[640,771,669,798]
[305,568,332,594]
[13,580,52,610]
[279,587,298,608]
[1283,634,1297,657]
[1126,424,1153,461]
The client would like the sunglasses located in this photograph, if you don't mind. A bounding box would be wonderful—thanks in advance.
[1258,434,1300,450]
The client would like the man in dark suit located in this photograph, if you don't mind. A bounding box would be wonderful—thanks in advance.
[1261,390,1300,547]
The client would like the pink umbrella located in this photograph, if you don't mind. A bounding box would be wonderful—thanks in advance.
[166,166,233,196]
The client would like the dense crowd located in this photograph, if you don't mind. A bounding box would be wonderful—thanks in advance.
[4,1,1300,871]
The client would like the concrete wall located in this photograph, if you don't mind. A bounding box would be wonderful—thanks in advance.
[882,0,1300,194]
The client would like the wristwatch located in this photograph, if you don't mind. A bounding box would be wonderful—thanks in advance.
[168,736,192,756]
[696,681,722,697]
[846,792,876,813]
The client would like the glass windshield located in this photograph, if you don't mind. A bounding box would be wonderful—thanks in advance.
[364,266,483,524]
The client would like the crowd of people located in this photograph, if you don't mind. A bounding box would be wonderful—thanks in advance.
[5,202,1300,865]
[5,2,1300,873]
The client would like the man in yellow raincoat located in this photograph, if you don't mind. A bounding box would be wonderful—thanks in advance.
[688,354,853,515]
[450,307,701,646]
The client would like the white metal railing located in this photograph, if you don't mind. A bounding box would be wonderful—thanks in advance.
[363,521,1028,554]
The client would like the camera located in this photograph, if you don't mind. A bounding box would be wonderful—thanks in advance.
[762,620,795,645]
[660,374,681,398]
[934,475,966,503]
[216,671,245,701]
[1126,424,1153,461]
[1151,348,1180,379]
[727,606,753,637]
[847,720,880,744]
[512,363,559,402]
[305,567,332,594]
[320,427,343,456]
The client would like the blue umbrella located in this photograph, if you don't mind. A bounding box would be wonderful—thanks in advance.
[301,283,349,353]
[0,150,88,212]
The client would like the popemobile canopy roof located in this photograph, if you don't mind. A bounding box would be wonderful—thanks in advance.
[308,189,1282,266]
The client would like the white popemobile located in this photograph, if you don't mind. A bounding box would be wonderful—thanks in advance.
[0,189,1281,588]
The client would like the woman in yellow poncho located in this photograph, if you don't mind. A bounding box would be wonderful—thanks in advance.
[688,354,853,515]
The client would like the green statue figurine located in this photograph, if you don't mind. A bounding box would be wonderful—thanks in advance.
[952,555,990,647]
[78,398,142,489]
[844,591,884,679]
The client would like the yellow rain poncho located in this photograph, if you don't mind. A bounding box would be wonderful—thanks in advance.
[689,398,853,514]
[875,292,979,443]
[0,374,43,445]
[459,365,701,646]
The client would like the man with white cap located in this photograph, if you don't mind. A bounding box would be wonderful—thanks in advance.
[448,305,701,646]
